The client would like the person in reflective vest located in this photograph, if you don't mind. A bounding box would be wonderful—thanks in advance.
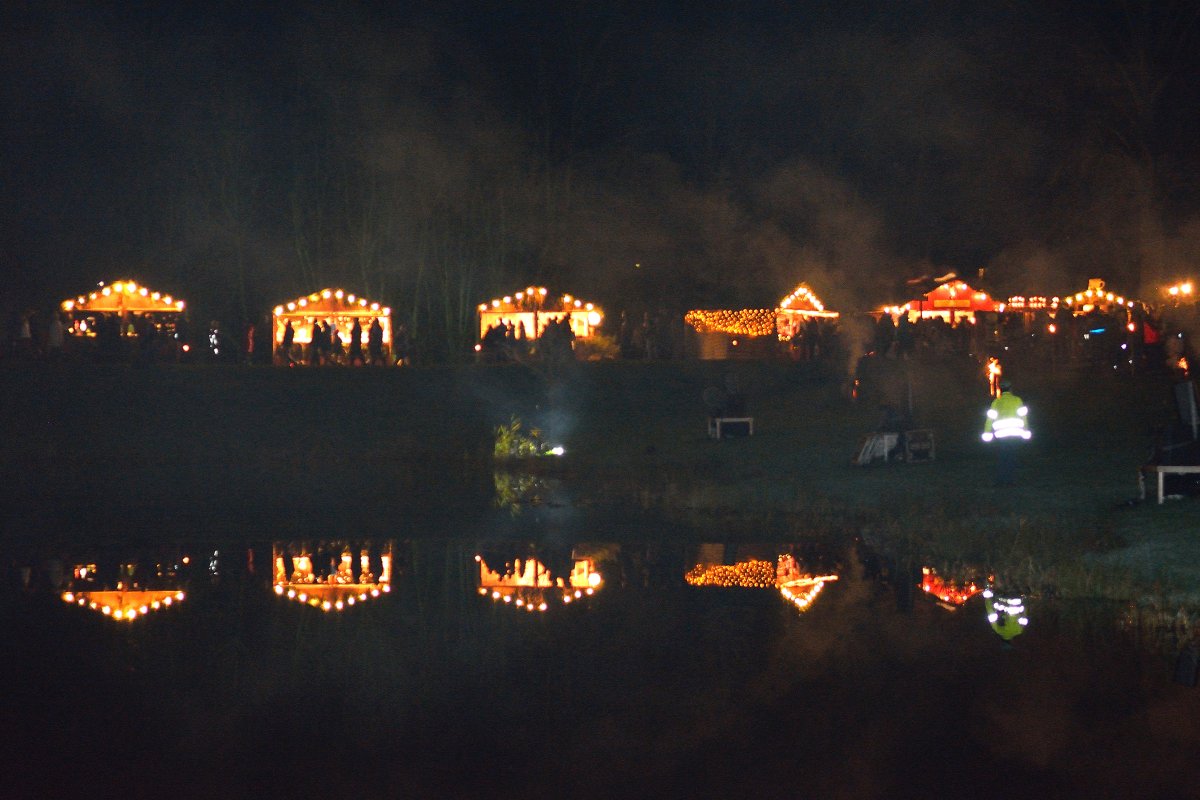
[981,381,1030,485]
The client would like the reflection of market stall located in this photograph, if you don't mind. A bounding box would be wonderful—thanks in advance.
[61,280,188,360]
[273,540,393,612]
[477,287,603,342]
[59,548,191,622]
[476,543,603,611]
[684,543,838,613]
[919,567,985,610]
[272,288,392,365]
[686,282,839,360]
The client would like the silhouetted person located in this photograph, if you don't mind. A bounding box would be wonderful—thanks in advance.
[368,318,384,365]
[281,320,295,365]
[349,318,364,365]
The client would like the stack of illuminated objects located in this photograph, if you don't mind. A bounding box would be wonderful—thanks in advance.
[273,548,392,613]
[476,554,602,612]
[685,553,838,613]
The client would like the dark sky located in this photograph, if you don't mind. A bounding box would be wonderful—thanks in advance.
[3,1,1199,324]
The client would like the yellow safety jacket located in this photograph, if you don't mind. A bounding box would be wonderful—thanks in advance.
[982,391,1030,442]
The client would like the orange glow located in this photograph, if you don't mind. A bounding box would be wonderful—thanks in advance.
[61,280,187,316]
[477,554,601,611]
[920,567,983,606]
[271,288,392,348]
[477,286,603,340]
[63,589,186,621]
[986,357,1002,398]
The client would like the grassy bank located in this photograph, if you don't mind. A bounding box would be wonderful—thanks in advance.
[1,355,1195,604]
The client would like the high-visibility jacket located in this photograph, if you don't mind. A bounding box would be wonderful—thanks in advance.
[981,391,1030,442]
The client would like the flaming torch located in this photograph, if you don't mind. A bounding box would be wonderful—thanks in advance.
[986,357,1002,398]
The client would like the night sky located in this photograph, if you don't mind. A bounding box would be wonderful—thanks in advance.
[3,1,1199,330]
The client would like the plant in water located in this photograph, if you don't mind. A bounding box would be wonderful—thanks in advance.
[494,415,551,459]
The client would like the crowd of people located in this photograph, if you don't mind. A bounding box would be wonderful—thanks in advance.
[478,314,577,365]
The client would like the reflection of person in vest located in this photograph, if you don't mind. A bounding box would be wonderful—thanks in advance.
[981,380,1030,486]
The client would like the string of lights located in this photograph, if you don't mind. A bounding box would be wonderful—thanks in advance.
[62,590,186,621]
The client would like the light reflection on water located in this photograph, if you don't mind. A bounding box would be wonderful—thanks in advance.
[6,535,1200,796]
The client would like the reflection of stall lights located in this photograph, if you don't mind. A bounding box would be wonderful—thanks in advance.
[779,575,838,611]
[920,567,983,605]
[686,559,778,587]
[478,555,600,611]
[63,590,186,621]
[275,582,390,612]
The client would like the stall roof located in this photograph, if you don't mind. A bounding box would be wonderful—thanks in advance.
[777,282,839,318]
[62,280,186,314]
[477,285,599,315]
[883,280,998,315]
[1061,278,1137,312]
[273,288,391,318]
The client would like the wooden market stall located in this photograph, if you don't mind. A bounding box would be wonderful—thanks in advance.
[476,286,603,341]
[1061,278,1137,316]
[61,279,187,337]
[272,288,392,363]
[684,281,839,360]
[475,545,603,612]
[883,279,999,325]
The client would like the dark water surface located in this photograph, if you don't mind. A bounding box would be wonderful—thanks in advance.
[5,528,1200,800]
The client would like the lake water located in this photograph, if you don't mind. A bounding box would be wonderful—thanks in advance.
[6,520,1200,800]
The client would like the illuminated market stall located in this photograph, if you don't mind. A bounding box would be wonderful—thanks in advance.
[61,279,187,340]
[272,288,392,363]
[919,566,985,610]
[1060,278,1137,315]
[476,545,603,612]
[881,280,998,325]
[273,540,393,612]
[59,550,190,622]
[685,282,839,360]
[476,286,603,341]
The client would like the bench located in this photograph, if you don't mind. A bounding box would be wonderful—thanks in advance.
[708,417,754,439]
[1139,464,1200,504]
